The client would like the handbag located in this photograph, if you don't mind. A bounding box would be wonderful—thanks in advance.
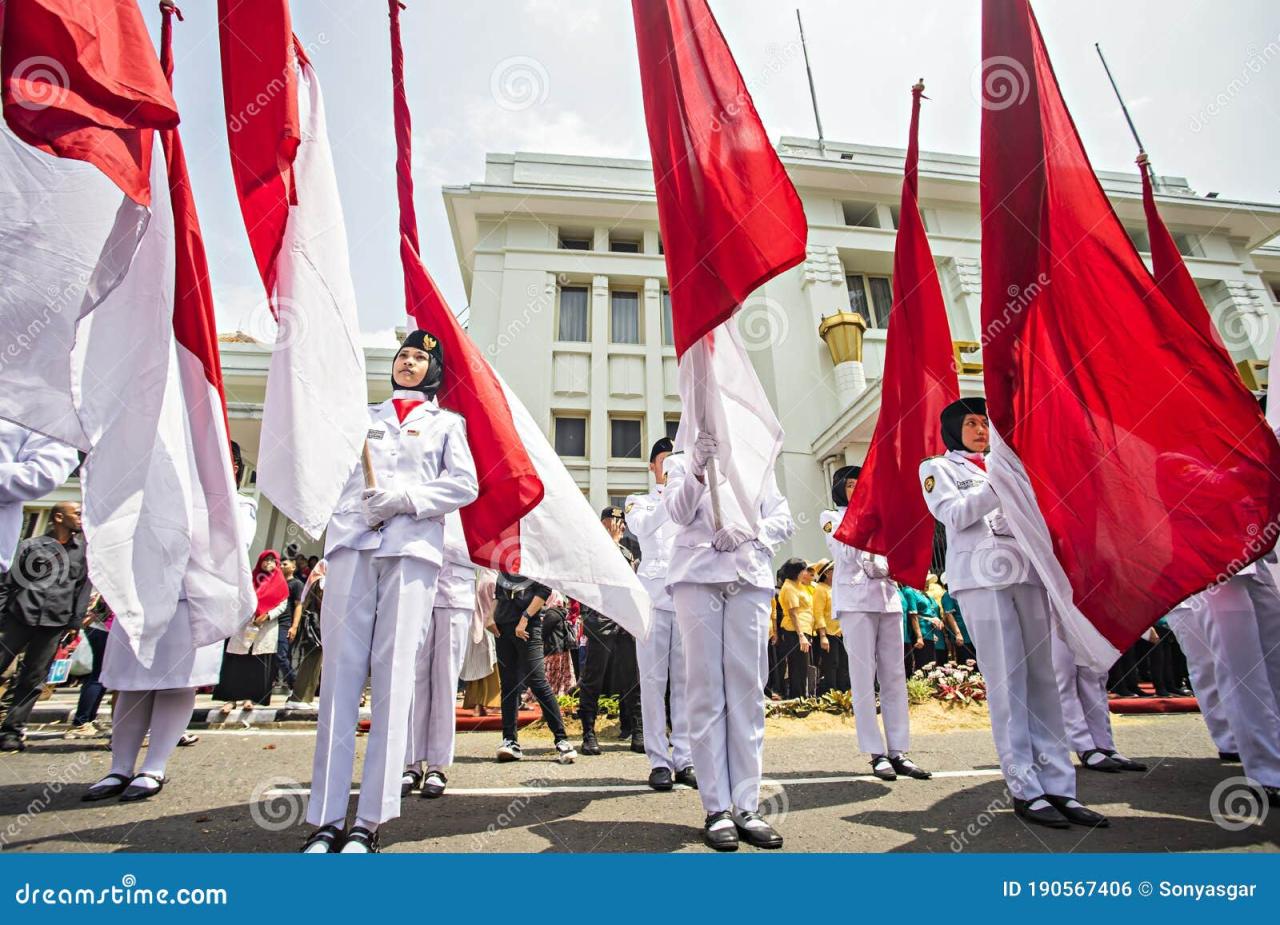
[68,633,96,676]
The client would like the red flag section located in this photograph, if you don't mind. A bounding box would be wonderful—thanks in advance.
[217,0,300,299]
[631,0,807,358]
[837,85,958,586]
[0,0,177,204]
[387,1,543,571]
[980,0,1280,661]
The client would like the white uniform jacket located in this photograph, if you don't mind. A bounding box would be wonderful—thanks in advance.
[820,508,900,613]
[0,421,79,571]
[662,453,795,591]
[625,485,678,611]
[434,511,477,612]
[324,396,479,566]
[919,450,1040,593]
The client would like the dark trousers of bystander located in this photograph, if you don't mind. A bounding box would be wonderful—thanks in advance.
[818,637,849,694]
[0,620,66,735]
[578,629,641,727]
[72,626,110,726]
[495,617,567,743]
[776,629,809,699]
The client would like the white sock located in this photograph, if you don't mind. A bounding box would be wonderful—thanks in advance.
[109,690,156,779]
[137,688,197,779]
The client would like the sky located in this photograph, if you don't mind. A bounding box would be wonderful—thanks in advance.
[151,1,1280,346]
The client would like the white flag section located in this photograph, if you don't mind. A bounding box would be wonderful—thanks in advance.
[256,60,367,540]
[0,128,149,448]
[675,320,783,532]
[497,376,651,639]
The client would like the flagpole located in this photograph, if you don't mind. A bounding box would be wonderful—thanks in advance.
[1094,43,1155,189]
[796,10,826,157]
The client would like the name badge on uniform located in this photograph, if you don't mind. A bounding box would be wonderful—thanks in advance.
[367,428,385,441]
[955,479,977,490]
[405,429,420,437]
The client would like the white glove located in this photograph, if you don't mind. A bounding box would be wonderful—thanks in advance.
[362,488,412,526]
[691,432,719,476]
[711,524,755,552]
[987,511,1012,537]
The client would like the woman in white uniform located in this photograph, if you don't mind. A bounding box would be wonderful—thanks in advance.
[821,466,931,783]
[84,442,257,803]
[402,511,475,799]
[920,398,1108,829]
[302,330,478,854]
[664,437,794,851]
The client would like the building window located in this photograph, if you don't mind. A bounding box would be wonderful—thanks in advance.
[554,416,587,457]
[661,290,674,347]
[610,290,641,344]
[846,273,894,328]
[842,200,881,229]
[609,493,629,510]
[610,417,643,459]
[558,286,589,342]
[665,417,680,440]
[1271,281,1280,304]
[1173,233,1204,258]
[558,234,591,251]
[609,235,641,253]
[1125,227,1151,253]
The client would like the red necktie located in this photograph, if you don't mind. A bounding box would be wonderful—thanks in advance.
[965,453,987,471]
[393,398,424,423]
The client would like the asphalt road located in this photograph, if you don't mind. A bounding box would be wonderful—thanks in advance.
[0,713,1275,853]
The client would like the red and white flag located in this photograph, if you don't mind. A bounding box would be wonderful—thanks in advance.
[218,1,367,540]
[979,0,1280,669]
[837,84,959,585]
[632,0,806,530]
[0,0,250,664]
[382,2,648,634]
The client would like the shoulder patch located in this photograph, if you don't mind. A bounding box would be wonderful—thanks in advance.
[823,520,834,533]
[625,502,635,514]
[924,475,936,493]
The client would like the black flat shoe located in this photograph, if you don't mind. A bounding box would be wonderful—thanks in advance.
[674,766,698,789]
[1099,749,1147,772]
[733,810,784,849]
[702,811,739,852]
[401,769,422,797]
[1219,751,1241,764]
[1079,748,1122,772]
[1045,795,1110,828]
[580,732,601,756]
[1013,796,1070,829]
[630,731,645,754]
[118,772,165,802]
[82,773,131,802]
[420,770,446,799]
[301,824,344,854]
[870,755,897,781]
[890,754,932,780]
[339,825,380,854]
[1265,786,1280,808]
[648,767,673,791]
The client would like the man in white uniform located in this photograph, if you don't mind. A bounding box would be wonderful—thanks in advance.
[822,466,931,782]
[0,420,79,571]
[403,510,475,799]
[664,438,794,851]
[625,437,695,792]
[303,330,478,854]
[1164,599,1239,762]
[920,397,1108,829]
[1049,619,1147,773]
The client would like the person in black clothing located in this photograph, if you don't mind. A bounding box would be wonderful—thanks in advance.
[578,507,643,756]
[0,501,90,751]
[493,572,577,764]
[274,559,303,693]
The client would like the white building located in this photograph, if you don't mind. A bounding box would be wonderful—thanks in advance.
[16,137,1280,569]
[443,138,1280,562]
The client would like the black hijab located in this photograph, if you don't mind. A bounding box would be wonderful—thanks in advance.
[940,397,988,452]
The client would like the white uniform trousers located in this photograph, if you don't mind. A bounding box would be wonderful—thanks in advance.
[307,548,439,827]
[1165,606,1236,755]
[1194,580,1280,787]
[635,606,692,772]
[405,606,470,770]
[840,611,909,757]
[954,585,1075,801]
[671,582,772,815]
[1049,626,1114,754]
[1243,574,1280,703]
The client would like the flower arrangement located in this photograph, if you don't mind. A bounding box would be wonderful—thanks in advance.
[912,660,986,706]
